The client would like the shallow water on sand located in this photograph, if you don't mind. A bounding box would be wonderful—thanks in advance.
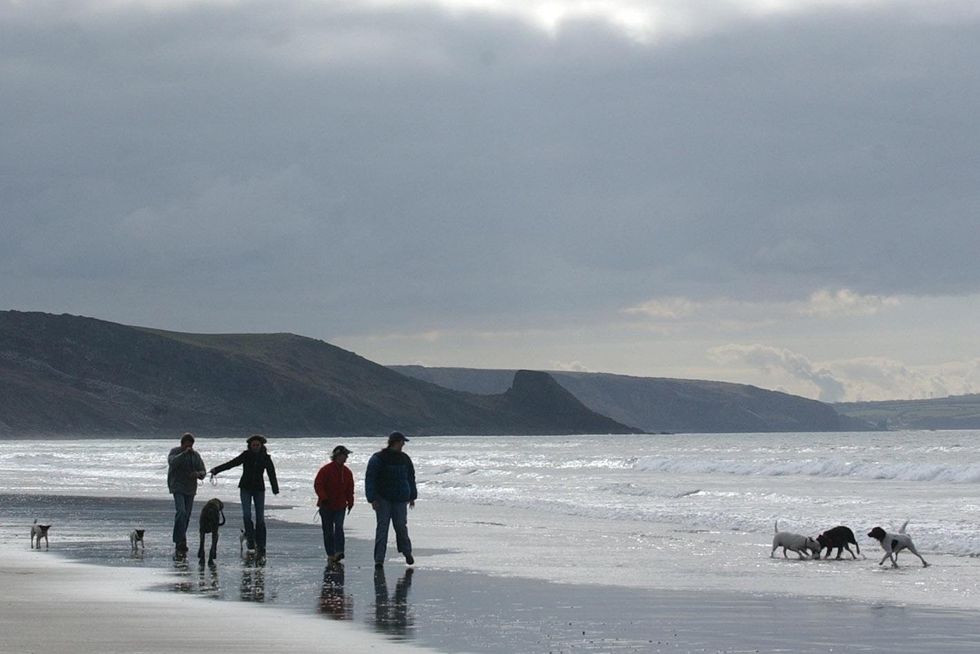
[5,492,980,653]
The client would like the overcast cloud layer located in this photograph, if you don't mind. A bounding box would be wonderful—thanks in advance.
[2,0,979,401]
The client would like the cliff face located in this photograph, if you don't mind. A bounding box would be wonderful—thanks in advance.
[0,311,638,436]
[392,366,854,433]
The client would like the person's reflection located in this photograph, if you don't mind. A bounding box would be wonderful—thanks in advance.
[319,562,353,620]
[171,557,193,593]
[372,566,414,638]
[241,564,266,602]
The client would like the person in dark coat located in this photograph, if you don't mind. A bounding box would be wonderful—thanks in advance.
[365,432,417,567]
[167,432,206,558]
[210,434,279,556]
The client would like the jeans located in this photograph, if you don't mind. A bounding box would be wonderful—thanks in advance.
[319,507,347,557]
[373,499,411,563]
[240,488,266,549]
[172,493,194,547]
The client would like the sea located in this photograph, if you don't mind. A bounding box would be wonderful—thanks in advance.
[3,430,980,652]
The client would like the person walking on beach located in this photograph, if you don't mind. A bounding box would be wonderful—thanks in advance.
[209,434,279,557]
[365,432,417,567]
[314,445,355,563]
[167,432,206,559]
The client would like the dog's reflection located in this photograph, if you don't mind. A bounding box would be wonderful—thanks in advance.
[198,565,219,595]
[319,562,353,620]
[371,567,414,638]
[240,565,266,602]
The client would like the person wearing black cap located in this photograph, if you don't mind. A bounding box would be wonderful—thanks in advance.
[365,431,417,566]
[167,432,207,559]
[209,434,279,557]
[314,445,355,563]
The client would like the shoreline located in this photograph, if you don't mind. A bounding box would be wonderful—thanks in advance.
[6,493,980,653]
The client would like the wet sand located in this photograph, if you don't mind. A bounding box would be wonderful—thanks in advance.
[5,493,980,653]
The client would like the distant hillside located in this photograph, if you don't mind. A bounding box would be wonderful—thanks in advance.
[0,311,637,436]
[392,366,860,433]
[835,395,980,430]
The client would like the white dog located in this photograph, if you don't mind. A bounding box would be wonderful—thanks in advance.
[867,520,929,568]
[30,520,51,550]
[771,520,820,559]
[130,529,146,552]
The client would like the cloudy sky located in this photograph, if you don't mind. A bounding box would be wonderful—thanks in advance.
[3,0,979,402]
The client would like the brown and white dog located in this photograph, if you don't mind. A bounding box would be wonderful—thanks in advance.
[130,529,146,552]
[867,520,929,568]
[30,520,51,550]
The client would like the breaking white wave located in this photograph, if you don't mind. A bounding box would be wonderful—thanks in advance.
[633,456,980,483]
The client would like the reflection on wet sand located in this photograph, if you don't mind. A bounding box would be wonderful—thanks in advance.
[372,567,414,638]
[241,564,266,602]
[171,560,219,596]
[319,562,353,620]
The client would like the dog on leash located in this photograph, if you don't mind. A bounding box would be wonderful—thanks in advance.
[868,520,929,568]
[30,520,51,550]
[198,498,226,565]
[130,529,146,553]
[771,520,820,559]
[815,525,863,560]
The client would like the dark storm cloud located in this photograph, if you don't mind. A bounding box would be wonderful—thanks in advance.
[1,1,978,336]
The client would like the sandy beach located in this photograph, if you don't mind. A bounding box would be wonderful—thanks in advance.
[0,545,444,654]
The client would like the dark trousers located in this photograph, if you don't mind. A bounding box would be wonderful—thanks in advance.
[319,507,347,556]
[172,493,194,547]
[240,488,266,549]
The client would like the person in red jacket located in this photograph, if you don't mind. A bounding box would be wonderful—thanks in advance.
[314,445,355,563]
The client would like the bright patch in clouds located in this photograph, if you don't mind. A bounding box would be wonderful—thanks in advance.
[800,289,900,317]
[106,0,936,42]
[624,289,900,327]
[623,297,701,320]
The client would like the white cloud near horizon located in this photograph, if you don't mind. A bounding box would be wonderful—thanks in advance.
[709,344,980,402]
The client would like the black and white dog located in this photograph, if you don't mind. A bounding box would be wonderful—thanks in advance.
[198,498,226,565]
[867,520,929,568]
[30,520,51,550]
[815,525,863,560]
[130,529,146,553]
[771,520,820,559]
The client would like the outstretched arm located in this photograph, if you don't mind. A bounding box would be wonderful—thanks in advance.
[210,452,246,475]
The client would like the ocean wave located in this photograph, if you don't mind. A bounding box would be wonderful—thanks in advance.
[632,456,980,483]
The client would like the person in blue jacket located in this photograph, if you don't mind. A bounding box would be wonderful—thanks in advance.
[365,432,417,567]
[210,434,279,557]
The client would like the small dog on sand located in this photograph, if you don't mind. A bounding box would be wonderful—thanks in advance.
[771,520,820,560]
[198,498,226,565]
[130,529,146,553]
[867,520,929,568]
[815,525,863,560]
[30,520,51,550]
